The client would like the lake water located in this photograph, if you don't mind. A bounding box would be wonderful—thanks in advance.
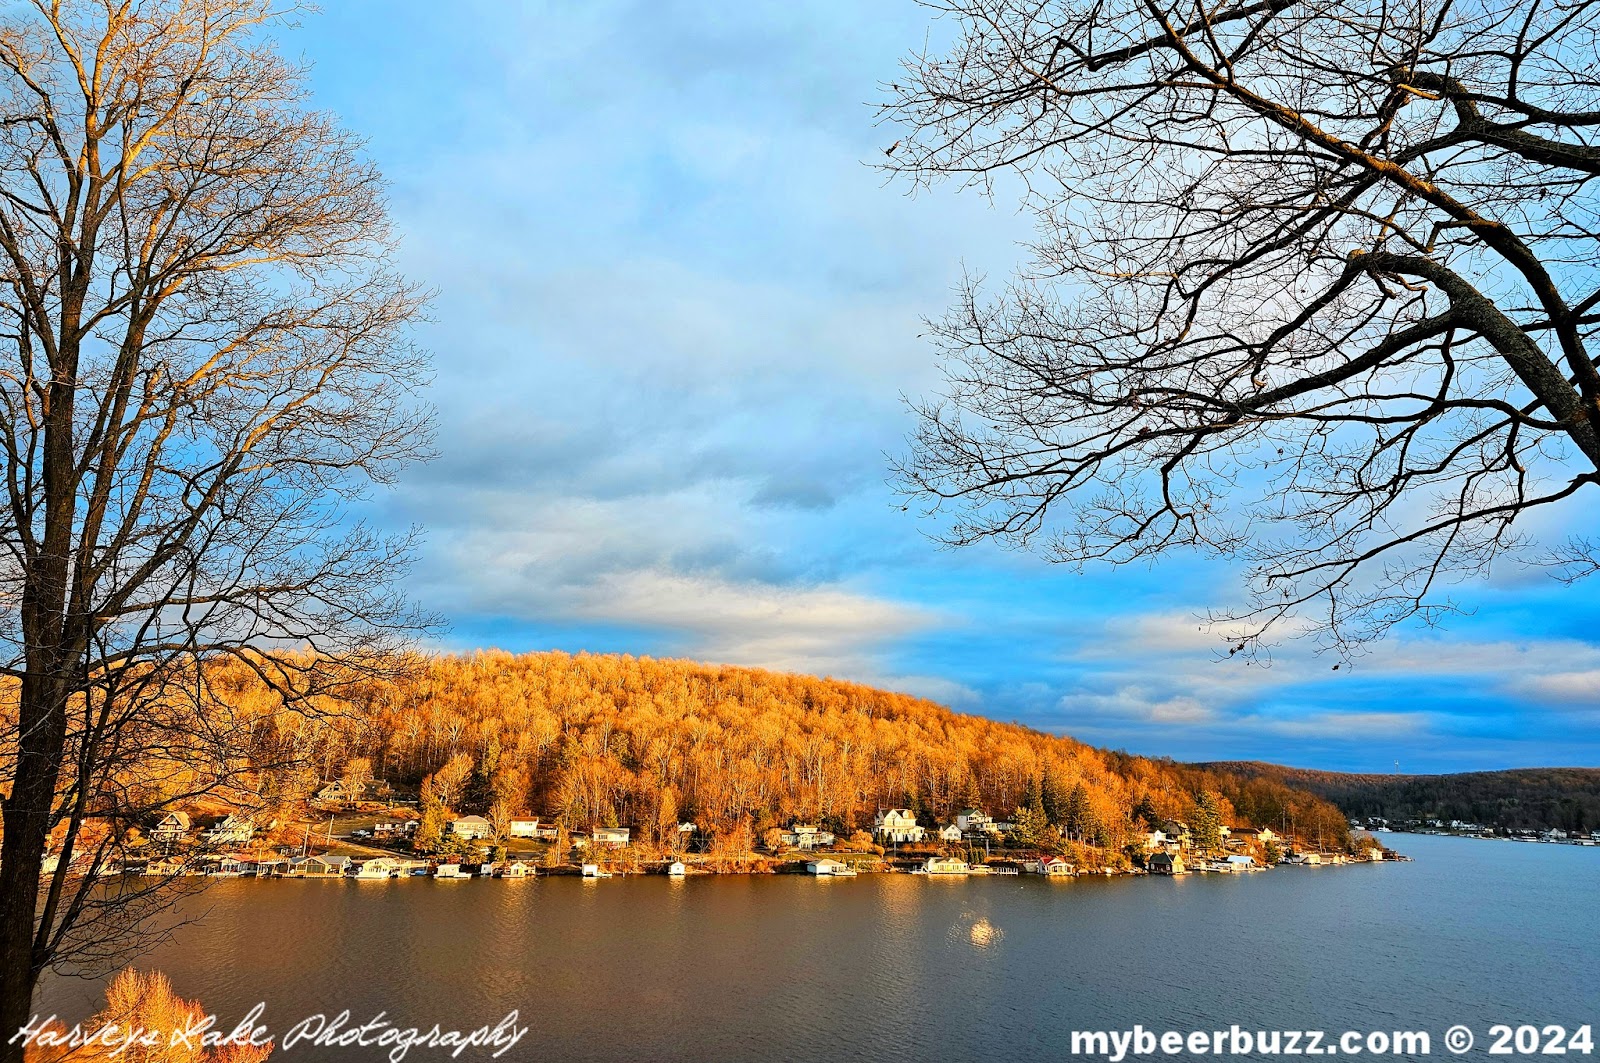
[35,835,1599,1061]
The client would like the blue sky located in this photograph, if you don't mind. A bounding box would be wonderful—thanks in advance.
[293,1,1599,774]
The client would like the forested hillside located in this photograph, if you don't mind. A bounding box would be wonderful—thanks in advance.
[224,651,1351,852]
[1203,762,1600,832]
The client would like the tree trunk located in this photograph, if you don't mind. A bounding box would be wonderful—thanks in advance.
[0,678,68,1063]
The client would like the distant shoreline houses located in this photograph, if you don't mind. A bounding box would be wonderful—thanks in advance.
[85,795,1410,886]
[1352,815,1600,845]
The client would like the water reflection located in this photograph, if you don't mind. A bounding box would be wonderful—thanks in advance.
[967,917,1002,949]
[35,837,1599,1063]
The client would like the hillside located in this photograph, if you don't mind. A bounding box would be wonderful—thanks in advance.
[221,651,1354,854]
[1200,762,1600,832]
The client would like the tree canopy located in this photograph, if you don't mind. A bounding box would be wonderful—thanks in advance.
[883,0,1600,654]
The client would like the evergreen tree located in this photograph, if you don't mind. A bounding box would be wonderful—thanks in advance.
[1021,775,1043,815]
[1012,804,1047,846]
[958,773,982,811]
[1041,770,1067,826]
[1192,790,1224,852]
[1064,783,1091,841]
[414,792,447,854]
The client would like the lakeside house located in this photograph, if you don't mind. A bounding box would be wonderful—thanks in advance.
[448,815,493,840]
[1229,826,1277,844]
[351,857,404,879]
[1026,855,1073,876]
[291,854,350,877]
[507,818,541,838]
[1225,854,1257,870]
[1149,852,1185,875]
[938,823,964,843]
[373,820,418,838]
[315,780,354,804]
[593,826,631,848]
[1144,829,1182,853]
[806,858,850,876]
[873,808,926,845]
[779,824,836,849]
[150,811,191,843]
[202,814,255,846]
[667,861,686,877]
[955,808,996,835]
[924,856,971,874]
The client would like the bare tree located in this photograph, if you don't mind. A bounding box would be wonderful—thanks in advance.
[0,0,432,1048]
[882,0,1600,654]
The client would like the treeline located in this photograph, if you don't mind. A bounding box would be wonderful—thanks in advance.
[213,651,1350,852]
[1203,762,1600,832]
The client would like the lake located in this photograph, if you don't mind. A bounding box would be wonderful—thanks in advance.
[35,835,1599,1061]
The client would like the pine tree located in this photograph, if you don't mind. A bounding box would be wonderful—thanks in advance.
[414,791,447,854]
[1042,770,1067,826]
[1065,783,1091,841]
[1022,775,1042,814]
[958,773,982,812]
[1012,804,1047,846]
[1192,791,1224,852]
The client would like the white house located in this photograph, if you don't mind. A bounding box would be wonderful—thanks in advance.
[1026,855,1073,877]
[593,826,630,848]
[448,815,493,840]
[667,861,687,877]
[805,858,851,876]
[507,818,541,839]
[955,808,996,834]
[938,823,964,843]
[1225,854,1257,870]
[779,824,836,850]
[350,857,403,879]
[150,811,191,843]
[873,808,925,845]
[202,814,254,845]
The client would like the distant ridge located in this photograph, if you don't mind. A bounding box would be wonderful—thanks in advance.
[1197,762,1600,832]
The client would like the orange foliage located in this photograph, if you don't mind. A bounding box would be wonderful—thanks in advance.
[24,969,270,1063]
[226,650,1343,849]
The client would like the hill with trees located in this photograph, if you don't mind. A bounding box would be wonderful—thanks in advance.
[219,651,1353,857]
[1201,762,1600,833]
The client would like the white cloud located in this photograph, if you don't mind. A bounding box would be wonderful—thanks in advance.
[1508,669,1600,706]
[1058,687,1217,725]
[561,569,938,676]
[1245,711,1427,739]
